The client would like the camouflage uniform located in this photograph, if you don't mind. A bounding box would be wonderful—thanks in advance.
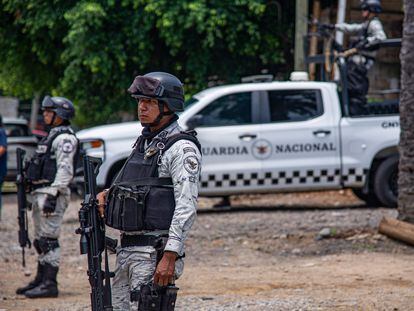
[336,17,387,68]
[112,121,201,311]
[30,126,78,267]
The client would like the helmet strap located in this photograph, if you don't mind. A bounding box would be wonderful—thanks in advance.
[49,112,57,126]
[144,100,174,127]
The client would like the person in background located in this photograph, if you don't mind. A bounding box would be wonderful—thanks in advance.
[15,96,78,298]
[335,0,386,115]
[0,115,7,221]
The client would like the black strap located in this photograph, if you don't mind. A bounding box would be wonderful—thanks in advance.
[46,127,75,152]
[163,131,201,154]
[103,239,113,308]
[114,177,173,187]
[121,235,164,248]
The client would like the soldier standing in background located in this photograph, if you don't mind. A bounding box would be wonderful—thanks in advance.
[16,96,78,298]
[335,0,387,115]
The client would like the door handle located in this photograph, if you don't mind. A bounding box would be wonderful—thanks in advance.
[313,130,331,137]
[239,134,257,141]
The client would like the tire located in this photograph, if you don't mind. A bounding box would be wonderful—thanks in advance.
[373,155,399,208]
[351,188,381,207]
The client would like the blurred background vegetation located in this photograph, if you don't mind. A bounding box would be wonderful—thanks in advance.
[0,0,295,127]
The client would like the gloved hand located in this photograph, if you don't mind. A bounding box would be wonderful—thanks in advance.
[320,23,335,30]
[43,194,57,215]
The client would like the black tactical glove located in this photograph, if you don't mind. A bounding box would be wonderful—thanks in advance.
[320,23,335,30]
[43,194,57,214]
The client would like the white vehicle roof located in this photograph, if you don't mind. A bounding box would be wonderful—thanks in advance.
[3,117,29,125]
[191,81,337,99]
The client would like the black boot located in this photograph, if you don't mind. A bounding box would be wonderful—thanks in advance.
[16,262,45,295]
[24,263,59,298]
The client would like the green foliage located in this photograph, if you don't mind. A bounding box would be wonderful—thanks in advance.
[0,0,294,127]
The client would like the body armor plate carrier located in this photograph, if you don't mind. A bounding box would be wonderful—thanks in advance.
[105,131,200,231]
[26,128,77,186]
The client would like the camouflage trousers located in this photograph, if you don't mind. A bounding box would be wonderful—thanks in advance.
[112,246,184,311]
[30,188,70,267]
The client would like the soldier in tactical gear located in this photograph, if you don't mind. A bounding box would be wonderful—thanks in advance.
[335,0,387,115]
[16,96,78,298]
[96,72,201,310]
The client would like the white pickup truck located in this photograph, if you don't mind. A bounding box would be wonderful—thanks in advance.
[77,77,399,208]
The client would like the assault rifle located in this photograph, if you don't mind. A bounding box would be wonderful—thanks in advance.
[16,148,31,267]
[76,155,114,311]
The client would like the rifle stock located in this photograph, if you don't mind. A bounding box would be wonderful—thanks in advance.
[16,148,31,267]
[76,155,113,311]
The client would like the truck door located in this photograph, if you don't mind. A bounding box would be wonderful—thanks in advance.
[186,91,263,196]
[259,87,341,191]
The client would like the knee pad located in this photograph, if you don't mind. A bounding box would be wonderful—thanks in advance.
[38,237,59,254]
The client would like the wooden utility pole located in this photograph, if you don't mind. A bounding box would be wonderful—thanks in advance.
[308,0,321,80]
[294,0,309,71]
[30,93,40,130]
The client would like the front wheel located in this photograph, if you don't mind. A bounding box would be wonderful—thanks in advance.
[373,155,399,208]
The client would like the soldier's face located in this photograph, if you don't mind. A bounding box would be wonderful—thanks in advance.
[362,10,370,18]
[137,98,161,124]
[43,109,55,125]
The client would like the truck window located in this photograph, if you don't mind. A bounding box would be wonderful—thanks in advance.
[267,89,323,122]
[197,92,252,126]
[5,123,29,137]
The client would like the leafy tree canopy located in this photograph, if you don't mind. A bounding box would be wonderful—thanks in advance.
[0,0,294,127]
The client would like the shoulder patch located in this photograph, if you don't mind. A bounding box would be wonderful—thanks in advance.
[61,139,75,153]
[183,155,200,175]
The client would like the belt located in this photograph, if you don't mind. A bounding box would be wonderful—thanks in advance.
[120,234,165,248]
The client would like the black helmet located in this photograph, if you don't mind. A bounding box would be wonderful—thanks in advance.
[42,96,75,120]
[128,72,184,112]
[361,0,382,13]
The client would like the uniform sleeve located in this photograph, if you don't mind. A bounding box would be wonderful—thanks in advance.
[335,22,365,34]
[160,140,201,255]
[50,133,78,190]
[366,19,387,45]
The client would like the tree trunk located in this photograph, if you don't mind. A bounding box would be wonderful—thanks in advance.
[398,0,414,222]
[30,93,41,131]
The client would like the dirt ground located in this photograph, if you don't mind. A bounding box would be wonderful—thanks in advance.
[0,190,413,310]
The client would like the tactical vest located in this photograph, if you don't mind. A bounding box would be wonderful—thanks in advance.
[105,131,201,232]
[26,127,77,185]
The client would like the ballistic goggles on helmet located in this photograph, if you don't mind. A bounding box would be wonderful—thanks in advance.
[41,96,57,110]
[127,75,183,102]
[128,76,165,99]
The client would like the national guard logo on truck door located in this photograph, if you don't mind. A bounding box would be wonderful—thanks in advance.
[251,139,272,160]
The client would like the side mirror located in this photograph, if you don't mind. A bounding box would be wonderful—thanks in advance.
[186,114,204,130]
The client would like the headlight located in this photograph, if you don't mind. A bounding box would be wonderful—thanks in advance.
[80,139,105,160]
